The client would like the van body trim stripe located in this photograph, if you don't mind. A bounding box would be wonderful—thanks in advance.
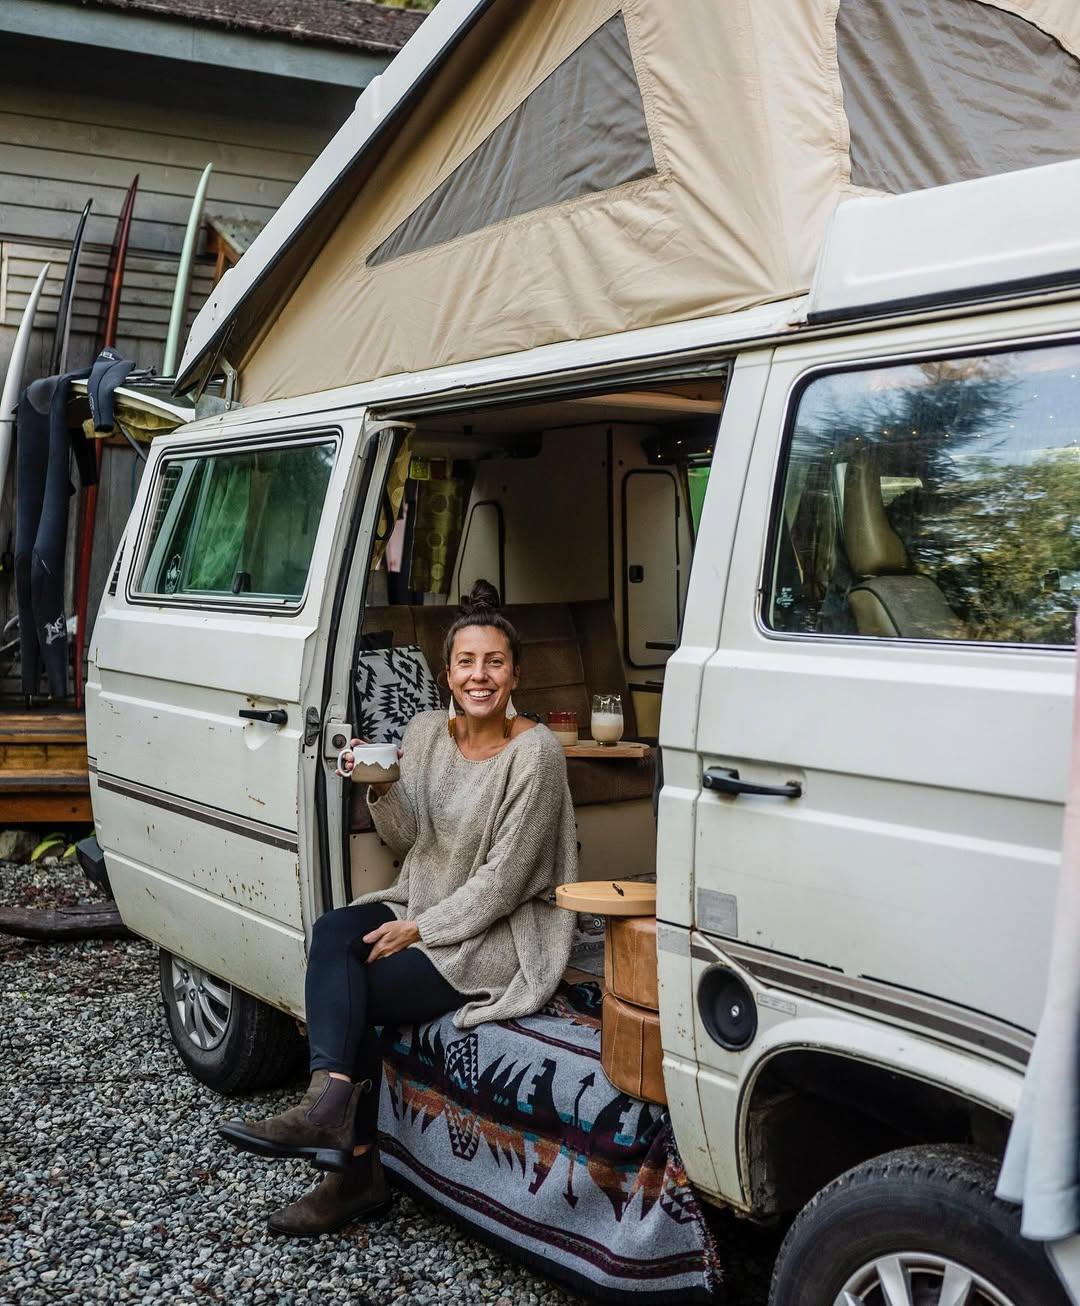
[692,934,1032,1066]
[90,765,299,854]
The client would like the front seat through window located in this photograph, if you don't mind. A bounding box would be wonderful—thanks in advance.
[843,453,968,641]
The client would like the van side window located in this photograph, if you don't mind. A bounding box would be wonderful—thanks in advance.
[136,440,336,605]
[765,343,1080,647]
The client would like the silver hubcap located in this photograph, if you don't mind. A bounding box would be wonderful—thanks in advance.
[836,1254,1017,1306]
[169,958,232,1051]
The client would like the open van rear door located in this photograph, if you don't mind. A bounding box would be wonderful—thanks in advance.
[87,409,381,1018]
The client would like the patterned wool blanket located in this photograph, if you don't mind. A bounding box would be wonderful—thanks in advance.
[376,981,721,1303]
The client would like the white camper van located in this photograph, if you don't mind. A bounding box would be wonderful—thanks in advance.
[87,163,1078,1304]
[86,1,1080,1300]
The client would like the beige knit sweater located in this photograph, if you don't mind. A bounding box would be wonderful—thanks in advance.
[350,710,579,1029]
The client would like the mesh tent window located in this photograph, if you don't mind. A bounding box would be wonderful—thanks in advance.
[367,11,655,267]
[837,0,1080,194]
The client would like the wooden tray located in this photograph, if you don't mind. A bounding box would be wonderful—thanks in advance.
[555,879,657,916]
[563,740,649,759]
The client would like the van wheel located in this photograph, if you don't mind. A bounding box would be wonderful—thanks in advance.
[158,948,305,1095]
[769,1145,1067,1306]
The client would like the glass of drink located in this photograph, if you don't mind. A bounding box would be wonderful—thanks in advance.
[591,694,624,747]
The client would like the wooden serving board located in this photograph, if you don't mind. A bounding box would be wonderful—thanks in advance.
[556,879,657,916]
[563,740,649,759]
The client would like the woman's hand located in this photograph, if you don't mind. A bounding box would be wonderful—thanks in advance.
[363,919,420,962]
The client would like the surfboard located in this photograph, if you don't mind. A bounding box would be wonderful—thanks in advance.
[74,176,140,708]
[163,162,213,377]
[97,175,139,349]
[0,262,50,503]
[50,198,92,377]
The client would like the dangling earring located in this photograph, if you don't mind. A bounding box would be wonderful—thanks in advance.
[447,696,457,739]
[503,695,517,739]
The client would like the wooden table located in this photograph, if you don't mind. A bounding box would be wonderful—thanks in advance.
[563,740,649,759]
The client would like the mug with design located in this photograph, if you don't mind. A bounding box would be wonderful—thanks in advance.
[337,741,401,783]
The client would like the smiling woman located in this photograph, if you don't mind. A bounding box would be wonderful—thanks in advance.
[442,578,523,745]
[220,579,579,1236]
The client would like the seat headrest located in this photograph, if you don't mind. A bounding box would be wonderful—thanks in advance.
[844,452,910,577]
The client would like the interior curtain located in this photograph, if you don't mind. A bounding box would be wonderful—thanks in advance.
[408,476,466,595]
[185,461,250,592]
[370,440,413,574]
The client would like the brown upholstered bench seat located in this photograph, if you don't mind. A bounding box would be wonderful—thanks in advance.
[349,599,655,830]
[565,754,655,807]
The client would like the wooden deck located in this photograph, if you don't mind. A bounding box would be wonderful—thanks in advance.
[0,712,91,823]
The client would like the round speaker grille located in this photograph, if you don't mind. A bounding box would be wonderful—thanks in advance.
[697,965,757,1051]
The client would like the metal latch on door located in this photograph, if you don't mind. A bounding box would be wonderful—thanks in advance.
[238,707,288,725]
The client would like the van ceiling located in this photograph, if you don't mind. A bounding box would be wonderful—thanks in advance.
[414,378,726,436]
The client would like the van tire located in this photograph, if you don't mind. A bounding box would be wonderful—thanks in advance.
[158,948,306,1095]
[768,1144,1067,1306]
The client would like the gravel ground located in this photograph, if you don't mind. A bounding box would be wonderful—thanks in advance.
[0,859,780,1305]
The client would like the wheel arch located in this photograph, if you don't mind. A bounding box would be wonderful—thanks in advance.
[735,1015,1024,1216]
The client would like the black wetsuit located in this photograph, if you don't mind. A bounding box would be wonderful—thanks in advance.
[14,348,135,698]
[14,377,57,697]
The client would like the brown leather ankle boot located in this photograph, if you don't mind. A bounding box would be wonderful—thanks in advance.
[219,1070,369,1172]
[267,1150,392,1237]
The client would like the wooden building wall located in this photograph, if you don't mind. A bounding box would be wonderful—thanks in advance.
[0,32,360,693]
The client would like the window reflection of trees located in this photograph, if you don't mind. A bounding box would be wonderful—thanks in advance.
[790,349,1079,646]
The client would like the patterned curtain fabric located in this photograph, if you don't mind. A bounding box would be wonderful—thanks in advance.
[408,476,466,595]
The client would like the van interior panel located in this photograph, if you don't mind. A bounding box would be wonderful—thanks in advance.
[346,378,726,902]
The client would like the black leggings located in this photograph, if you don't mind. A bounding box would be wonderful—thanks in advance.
[305,903,465,1144]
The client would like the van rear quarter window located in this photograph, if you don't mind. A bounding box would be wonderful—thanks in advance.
[136,440,336,605]
[766,342,1080,647]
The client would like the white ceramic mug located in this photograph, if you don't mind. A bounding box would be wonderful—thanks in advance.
[337,741,401,783]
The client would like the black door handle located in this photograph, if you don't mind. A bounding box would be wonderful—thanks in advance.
[703,766,802,799]
[239,708,288,726]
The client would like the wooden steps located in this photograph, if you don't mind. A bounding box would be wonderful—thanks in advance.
[0,713,91,823]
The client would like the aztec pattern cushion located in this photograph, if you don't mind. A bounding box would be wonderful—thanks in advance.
[376,981,721,1303]
[354,645,443,746]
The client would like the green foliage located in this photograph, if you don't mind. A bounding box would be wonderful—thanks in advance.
[907,450,1080,645]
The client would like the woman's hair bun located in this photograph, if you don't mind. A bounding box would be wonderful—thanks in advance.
[460,579,501,615]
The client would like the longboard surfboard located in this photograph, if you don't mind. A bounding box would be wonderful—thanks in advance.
[163,162,213,377]
[0,262,50,502]
[50,198,92,377]
[74,175,140,708]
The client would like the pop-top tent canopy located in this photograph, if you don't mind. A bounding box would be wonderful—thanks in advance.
[177,0,1080,406]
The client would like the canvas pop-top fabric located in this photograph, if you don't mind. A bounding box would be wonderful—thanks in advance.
[236,0,1080,404]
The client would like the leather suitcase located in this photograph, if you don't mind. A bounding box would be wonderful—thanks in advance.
[604,915,659,1010]
[601,990,667,1105]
